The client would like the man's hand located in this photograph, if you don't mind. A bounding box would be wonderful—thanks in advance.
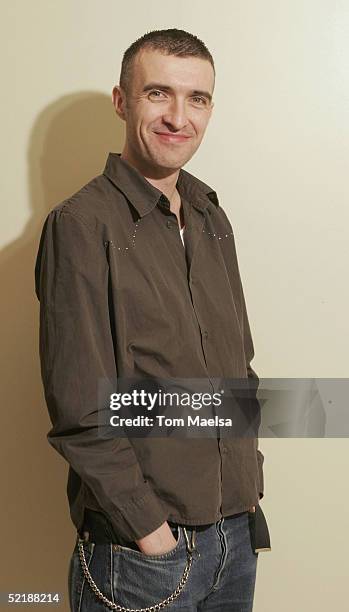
[135,521,177,556]
[136,507,257,555]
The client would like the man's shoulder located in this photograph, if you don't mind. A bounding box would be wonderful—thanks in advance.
[48,172,124,230]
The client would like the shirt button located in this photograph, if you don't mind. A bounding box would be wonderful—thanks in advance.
[203,330,209,339]
[222,447,228,454]
[166,220,172,228]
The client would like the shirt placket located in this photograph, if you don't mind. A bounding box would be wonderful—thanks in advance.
[158,193,225,519]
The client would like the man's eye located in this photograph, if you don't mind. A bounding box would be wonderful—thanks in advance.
[192,96,206,105]
[149,90,165,99]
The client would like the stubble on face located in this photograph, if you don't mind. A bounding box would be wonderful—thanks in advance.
[121,49,215,176]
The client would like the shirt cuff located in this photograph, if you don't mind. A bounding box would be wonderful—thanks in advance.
[109,484,168,542]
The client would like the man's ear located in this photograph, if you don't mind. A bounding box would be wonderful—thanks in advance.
[112,85,127,121]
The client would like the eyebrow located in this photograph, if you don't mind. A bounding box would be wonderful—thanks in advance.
[142,83,213,103]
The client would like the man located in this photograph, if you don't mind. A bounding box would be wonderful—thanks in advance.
[35,28,270,612]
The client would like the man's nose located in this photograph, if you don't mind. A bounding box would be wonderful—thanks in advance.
[162,100,188,131]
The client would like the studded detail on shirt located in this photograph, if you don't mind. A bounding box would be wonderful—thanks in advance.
[202,228,234,240]
[104,220,141,251]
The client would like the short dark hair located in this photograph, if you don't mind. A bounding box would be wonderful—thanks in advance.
[119,28,215,95]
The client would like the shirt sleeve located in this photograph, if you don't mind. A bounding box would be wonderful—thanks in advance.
[220,205,265,501]
[238,252,265,501]
[34,206,168,541]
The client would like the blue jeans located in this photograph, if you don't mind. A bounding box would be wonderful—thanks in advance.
[68,511,258,611]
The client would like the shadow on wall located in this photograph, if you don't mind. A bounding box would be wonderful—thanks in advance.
[0,93,124,600]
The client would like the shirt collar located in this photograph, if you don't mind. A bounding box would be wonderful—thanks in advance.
[103,152,219,217]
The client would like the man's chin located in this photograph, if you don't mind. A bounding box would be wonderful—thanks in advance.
[149,150,193,172]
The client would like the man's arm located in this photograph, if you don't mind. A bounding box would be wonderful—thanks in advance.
[218,205,265,503]
[35,206,171,544]
[235,238,265,503]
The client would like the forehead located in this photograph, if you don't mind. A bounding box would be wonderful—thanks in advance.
[132,48,215,91]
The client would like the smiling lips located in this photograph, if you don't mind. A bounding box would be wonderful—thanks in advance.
[154,132,191,143]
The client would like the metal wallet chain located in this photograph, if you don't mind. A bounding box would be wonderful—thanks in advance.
[77,526,197,612]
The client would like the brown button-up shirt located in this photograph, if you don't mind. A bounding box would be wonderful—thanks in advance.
[35,152,265,542]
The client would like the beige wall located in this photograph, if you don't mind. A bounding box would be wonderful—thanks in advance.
[1,1,348,610]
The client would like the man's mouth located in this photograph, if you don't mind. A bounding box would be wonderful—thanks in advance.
[153,132,192,143]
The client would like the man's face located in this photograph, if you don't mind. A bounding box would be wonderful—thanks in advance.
[113,49,215,173]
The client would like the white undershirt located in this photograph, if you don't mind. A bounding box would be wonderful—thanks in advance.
[180,226,185,246]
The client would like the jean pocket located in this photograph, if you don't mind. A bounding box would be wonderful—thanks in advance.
[110,529,193,610]
[68,539,95,612]
[114,525,183,561]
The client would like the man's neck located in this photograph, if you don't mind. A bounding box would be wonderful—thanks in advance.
[120,149,181,212]
[170,190,185,229]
